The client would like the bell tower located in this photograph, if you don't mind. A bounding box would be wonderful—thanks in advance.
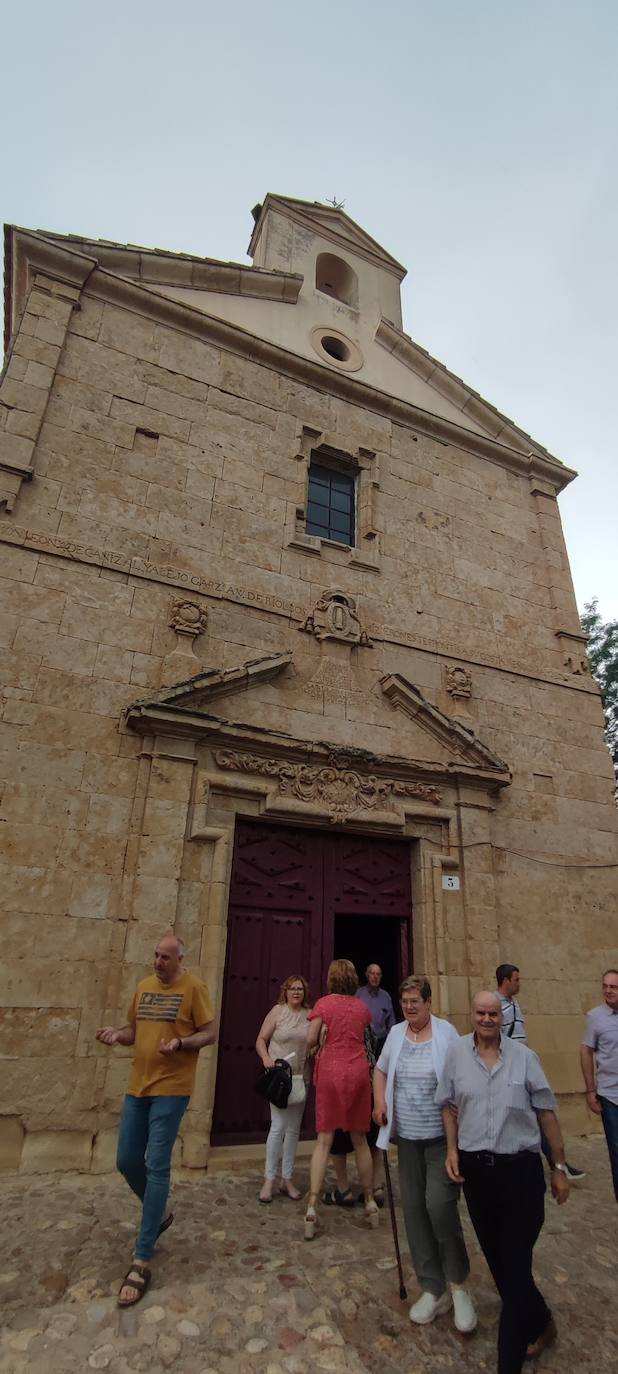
[247,194,405,377]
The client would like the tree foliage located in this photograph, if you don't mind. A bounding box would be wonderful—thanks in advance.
[581,598,618,781]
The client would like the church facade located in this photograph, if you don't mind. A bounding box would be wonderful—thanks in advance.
[1,195,616,1173]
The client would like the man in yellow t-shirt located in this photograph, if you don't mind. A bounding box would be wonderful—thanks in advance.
[96,933,216,1307]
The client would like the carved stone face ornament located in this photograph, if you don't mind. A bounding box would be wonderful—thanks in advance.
[446,665,472,699]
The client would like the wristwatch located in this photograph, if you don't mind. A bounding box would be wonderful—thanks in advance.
[175,1038,184,1051]
[552,1162,568,1175]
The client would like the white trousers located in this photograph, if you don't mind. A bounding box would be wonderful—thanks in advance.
[264,1100,306,1180]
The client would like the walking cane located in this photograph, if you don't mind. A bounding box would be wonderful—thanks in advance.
[382,1149,407,1301]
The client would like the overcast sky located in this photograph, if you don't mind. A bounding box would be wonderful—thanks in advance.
[3,0,616,620]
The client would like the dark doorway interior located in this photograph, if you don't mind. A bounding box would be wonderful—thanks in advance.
[334,913,402,1010]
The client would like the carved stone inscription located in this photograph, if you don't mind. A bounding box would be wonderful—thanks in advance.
[214,748,441,824]
[0,524,304,616]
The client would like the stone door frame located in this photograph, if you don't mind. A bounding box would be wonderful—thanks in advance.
[122,698,511,1167]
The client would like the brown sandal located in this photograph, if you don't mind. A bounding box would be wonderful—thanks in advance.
[118,1263,151,1307]
[157,1211,174,1238]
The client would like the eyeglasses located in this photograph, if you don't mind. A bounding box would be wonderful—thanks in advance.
[289,986,304,993]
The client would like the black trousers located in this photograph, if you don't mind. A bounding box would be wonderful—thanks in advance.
[460,1150,551,1374]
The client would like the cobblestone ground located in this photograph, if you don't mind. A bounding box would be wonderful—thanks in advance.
[0,1136,614,1374]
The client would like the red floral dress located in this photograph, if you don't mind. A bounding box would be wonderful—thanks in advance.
[308,994,372,1133]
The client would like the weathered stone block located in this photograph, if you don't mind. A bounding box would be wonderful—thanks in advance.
[69,295,104,340]
[0,1008,80,1057]
[99,304,159,362]
[68,873,116,920]
[0,1116,25,1170]
[180,1130,209,1169]
[20,1129,93,1173]
[0,431,35,467]
[111,396,190,443]
[156,330,221,385]
[91,1127,118,1173]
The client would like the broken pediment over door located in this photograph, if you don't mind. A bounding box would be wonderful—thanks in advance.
[124,653,511,831]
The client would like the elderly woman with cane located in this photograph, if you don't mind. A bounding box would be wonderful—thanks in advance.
[372,975,477,1333]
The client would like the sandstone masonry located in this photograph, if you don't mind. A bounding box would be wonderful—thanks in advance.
[1,198,616,1173]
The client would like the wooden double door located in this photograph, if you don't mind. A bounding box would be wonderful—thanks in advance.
[212,820,412,1145]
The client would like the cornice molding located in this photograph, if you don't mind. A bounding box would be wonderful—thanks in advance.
[380,672,511,780]
[84,265,576,494]
[26,230,303,302]
[124,703,505,795]
[130,652,293,712]
[3,227,576,494]
[376,318,553,460]
[5,229,97,350]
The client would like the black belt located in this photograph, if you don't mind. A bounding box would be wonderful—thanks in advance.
[460,1150,536,1167]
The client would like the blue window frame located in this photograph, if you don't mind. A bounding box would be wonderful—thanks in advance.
[306,462,355,546]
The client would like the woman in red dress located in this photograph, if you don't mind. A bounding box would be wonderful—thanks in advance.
[305,959,379,1239]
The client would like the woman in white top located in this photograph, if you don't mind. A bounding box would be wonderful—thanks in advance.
[373,975,476,1334]
[256,974,311,1203]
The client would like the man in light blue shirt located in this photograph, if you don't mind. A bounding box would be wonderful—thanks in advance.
[581,968,618,1202]
[356,964,394,1053]
[437,990,569,1374]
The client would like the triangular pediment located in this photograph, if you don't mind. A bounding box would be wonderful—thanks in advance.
[126,653,292,720]
[249,194,406,277]
[3,224,572,483]
[380,673,510,776]
[124,653,510,799]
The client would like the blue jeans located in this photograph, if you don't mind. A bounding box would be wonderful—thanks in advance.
[599,1096,618,1202]
[117,1094,189,1261]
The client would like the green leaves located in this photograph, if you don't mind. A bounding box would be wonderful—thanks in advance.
[581,599,618,785]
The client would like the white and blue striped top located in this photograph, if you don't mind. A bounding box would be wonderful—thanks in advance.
[393,1038,444,1140]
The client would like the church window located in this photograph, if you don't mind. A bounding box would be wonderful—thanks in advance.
[315,253,358,309]
[309,326,364,372]
[320,334,350,362]
[306,461,355,546]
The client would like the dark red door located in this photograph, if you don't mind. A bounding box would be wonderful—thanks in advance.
[211,821,412,1146]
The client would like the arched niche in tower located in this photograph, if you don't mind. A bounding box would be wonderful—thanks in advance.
[315,253,359,309]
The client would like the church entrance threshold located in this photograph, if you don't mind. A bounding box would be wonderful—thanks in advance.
[211,820,412,1146]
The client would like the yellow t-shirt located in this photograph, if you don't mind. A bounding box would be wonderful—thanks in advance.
[127,973,214,1097]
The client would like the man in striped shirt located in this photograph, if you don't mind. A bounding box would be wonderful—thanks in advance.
[496,963,585,1182]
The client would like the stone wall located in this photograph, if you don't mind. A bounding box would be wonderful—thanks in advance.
[1,263,616,1171]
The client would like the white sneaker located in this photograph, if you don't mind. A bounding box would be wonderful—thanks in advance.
[409,1290,452,1325]
[451,1287,478,1334]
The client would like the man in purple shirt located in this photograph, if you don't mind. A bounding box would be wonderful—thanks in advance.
[356,964,394,1053]
[581,968,618,1202]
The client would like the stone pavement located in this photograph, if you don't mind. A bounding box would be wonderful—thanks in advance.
[0,1136,614,1374]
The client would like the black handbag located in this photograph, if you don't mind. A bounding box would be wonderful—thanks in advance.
[255,1058,293,1109]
